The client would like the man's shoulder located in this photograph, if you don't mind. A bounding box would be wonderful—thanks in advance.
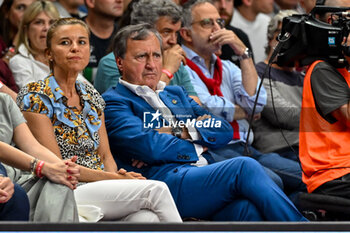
[164,84,186,95]
[257,13,271,22]
[100,52,115,62]
[102,84,139,104]
[102,86,121,100]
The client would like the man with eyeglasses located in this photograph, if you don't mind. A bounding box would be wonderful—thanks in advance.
[180,0,305,202]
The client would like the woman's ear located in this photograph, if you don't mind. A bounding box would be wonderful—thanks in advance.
[45,48,52,61]
[242,0,253,7]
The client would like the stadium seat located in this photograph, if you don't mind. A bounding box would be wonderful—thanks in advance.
[298,192,350,221]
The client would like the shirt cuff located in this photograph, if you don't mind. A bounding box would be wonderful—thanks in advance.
[191,144,208,167]
[187,125,201,141]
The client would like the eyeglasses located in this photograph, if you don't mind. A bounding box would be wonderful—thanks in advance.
[191,18,225,29]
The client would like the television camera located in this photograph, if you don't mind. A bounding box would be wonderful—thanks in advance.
[275,5,350,68]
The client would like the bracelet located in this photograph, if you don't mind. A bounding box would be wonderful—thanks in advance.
[162,69,174,80]
[35,160,45,178]
[30,158,38,176]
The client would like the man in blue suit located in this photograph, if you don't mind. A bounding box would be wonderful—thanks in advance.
[103,23,306,221]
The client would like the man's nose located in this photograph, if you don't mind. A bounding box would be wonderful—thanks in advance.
[219,0,226,8]
[145,56,156,69]
[213,20,221,31]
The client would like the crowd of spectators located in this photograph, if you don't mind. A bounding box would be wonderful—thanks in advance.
[1,0,350,224]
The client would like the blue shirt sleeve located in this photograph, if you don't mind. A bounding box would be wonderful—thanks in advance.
[185,60,266,122]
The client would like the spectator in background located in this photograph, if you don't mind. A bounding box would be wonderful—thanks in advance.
[0,58,18,94]
[9,1,59,89]
[53,0,87,18]
[212,0,254,66]
[299,0,316,13]
[10,1,88,89]
[273,0,305,14]
[180,0,305,199]
[83,0,123,83]
[94,0,200,105]
[0,0,35,63]
[123,0,132,11]
[252,10,304,161]
[231,0,273,63]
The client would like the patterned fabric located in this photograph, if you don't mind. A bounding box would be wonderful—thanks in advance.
[17,75,105,170]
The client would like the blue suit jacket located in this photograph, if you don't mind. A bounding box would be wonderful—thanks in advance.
[103,83,233,186]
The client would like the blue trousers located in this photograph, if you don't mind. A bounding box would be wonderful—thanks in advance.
[152,157,307,221]
[208,142,306,195]
[0,164,29,221]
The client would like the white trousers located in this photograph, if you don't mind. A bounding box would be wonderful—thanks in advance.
[74,179,182,222]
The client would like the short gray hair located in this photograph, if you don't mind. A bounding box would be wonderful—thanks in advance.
[130,0,182,26]
[265,10,298,55]
[182,0,213,28]
[267,10,298,41]
[112,23,163,59]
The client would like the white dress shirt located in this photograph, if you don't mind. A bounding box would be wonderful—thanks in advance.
[119,79,208,166]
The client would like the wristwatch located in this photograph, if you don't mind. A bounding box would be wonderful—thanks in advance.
[238,48,253,60]
[171,126,183,139]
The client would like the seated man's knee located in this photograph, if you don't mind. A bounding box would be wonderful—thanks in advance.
[212,198,263,221]
[227,156,261,170]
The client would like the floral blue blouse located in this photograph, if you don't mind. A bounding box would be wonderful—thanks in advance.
[17,75,105,170]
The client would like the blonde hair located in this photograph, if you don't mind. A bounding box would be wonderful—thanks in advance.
[16,1,59,56]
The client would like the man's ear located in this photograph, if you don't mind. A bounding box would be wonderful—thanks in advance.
[179,28,192,43]
[242,0,252,7]
[116,57,123,73]
[85,0,95,8]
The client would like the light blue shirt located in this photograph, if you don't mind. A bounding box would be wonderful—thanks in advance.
[182,45,267,144]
